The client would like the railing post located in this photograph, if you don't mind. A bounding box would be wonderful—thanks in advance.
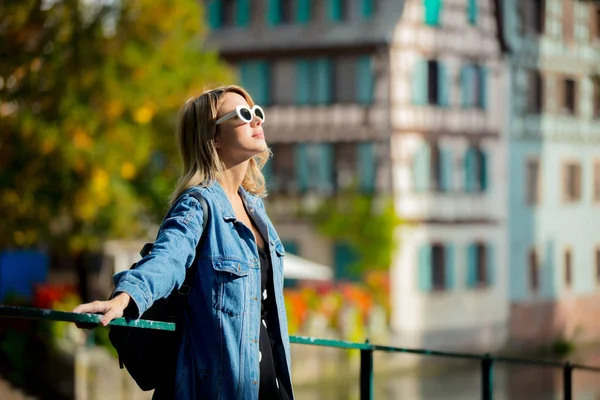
[360,339,373,400]
[481,354,494,400]
[563,362,573,400]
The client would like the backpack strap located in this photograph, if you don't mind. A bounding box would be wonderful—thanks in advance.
[176,191,209,296]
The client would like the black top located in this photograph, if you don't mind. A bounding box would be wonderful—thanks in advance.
[257,245,291,400]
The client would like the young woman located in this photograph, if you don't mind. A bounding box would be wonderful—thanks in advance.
[73,86,294,399]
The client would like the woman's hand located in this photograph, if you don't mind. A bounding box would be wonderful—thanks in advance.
[72,292,131,327]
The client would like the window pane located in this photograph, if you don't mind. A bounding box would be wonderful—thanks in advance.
[526,159,540,204]
[476,243,487,285]
[432,245,446,290]
[271,60,295,105]
[272,144,296,193]
[334,142,358,191]
[223,0,236,26]
[529,249,539,292]
[430,142,441,191]
[564,79,576,115]
[334,56,357,103]
[427,60,440,105]
[594,162,600,202]
[564,250,572,287]
[527,70,542,113]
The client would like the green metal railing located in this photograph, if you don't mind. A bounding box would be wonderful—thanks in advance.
[1,305,599,400]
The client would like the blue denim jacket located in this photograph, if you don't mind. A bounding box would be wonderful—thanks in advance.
[113,182,294,399]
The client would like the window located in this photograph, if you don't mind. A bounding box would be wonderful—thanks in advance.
[280,0,295,24]
[271,60,295,105]
[529,249,539,292]
[526,159,541,205]
[563,78,577,115]
[461,64,487,109]
[523,0,545,35]
[334,142,358,191]
[527,70,543,113]
[222,0,236,27]
[595,161,600,203]
[475,243,487,286]
[593,5,600,40]
[295,58,332,105]
[427,61,440,105]
[430,142,442,192]
[270,143,296,193]
[563,162,582,202]
[596,247,600,284]
[330,0,350,22]
[464,145,488,193]
[412,59,447,107]
[593,77,600,119]
[563,0,574,43]
[467,242,493,288]
[333,57,357,103]
[564,249,572,288]
[431,244,446,290]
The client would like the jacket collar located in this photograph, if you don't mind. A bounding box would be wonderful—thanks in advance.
[205,181,259,222]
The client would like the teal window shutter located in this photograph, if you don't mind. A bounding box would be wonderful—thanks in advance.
[315,58,332,105]
[440,148,452,192]
[358,141,376,193]
[467,243,477,288]
[460,65,469,108]
[412,59,428,106]
[418,245,433,292]
[208,0,222,29]
[297,0,311,23]
[362,0,374,19]
[356,56,375,105]
[464,147,476,192]
[257,61,270,105]
[317,143,335,193]
[413,144,431,192]
[237,0,251,27]
[239,62,251,89]
[329,0,342,22]
[438,62,449,107]
[445,244,455,290]
[468,0,477,25]
[487,243,495,286]
[424,0,442,26]
[295,144,309,193]
[267,0,281,26]
[334,243,361,281]
[295,60,310,105]
[480,66,487,110]
[281,240,299,255]
[479,150,488,192]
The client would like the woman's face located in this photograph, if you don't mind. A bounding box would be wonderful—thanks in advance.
[215,92,267,165]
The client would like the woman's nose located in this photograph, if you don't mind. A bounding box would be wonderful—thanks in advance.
[251,117,262,127]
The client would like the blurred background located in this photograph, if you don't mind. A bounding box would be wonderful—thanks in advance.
[1,0,600,398]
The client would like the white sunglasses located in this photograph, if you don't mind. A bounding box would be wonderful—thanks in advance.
[216,105,265,125]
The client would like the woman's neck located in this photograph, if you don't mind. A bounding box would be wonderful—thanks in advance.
[218,161,248,201]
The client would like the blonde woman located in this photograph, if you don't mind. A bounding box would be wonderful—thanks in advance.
[74,86,294,399]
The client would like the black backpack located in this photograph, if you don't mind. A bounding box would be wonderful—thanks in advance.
[108,192,209,391]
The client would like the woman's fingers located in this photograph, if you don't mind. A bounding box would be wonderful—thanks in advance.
[100,306,124,327]
[73,300,109,315]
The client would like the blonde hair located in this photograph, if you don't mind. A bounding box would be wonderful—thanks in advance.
[168,85,270,205]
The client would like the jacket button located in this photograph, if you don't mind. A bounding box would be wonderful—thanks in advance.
[252,297,259,301]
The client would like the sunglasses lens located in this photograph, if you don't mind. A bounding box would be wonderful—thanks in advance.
[239,108,252,122]
[254,107,265,120]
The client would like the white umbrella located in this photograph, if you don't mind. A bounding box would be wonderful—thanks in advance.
[283,254,333,281]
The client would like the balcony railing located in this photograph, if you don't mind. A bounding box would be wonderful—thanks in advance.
[1,305,599,400]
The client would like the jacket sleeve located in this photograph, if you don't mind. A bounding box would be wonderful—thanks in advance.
[112,193,204,318]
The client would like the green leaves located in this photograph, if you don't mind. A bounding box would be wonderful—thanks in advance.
[310,193,403,275]
[1,0,232,250]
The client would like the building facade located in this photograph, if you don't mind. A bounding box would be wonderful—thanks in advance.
[205,0,509,351]
[503,0,600,346]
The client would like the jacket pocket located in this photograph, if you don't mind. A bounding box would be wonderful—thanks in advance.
[212,259,250,317]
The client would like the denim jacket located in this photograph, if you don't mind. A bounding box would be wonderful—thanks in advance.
[112,182,295,400]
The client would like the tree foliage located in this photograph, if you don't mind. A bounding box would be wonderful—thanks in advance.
[310,193,403,275]
[0,0,232,250]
